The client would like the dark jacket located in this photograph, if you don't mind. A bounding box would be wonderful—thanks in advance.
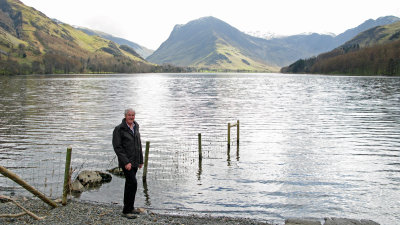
[112,118,143,168]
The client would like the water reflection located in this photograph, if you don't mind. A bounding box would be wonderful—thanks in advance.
[197,159,202,181]
[236,144,240,161]
[142,180,151,206]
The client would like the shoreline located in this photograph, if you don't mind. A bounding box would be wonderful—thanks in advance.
[1,196,272,225]
[0,196,382,225]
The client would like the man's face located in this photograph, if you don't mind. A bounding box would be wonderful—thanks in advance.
[125,111,135,125]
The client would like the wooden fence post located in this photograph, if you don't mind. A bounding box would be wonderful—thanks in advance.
[142,141,150,181]
[198,133,202,162]
[237,120,240,146]
[62,146,72,205]
[227,122,231,150]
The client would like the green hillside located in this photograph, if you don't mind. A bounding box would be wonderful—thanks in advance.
[281,21,400,75]
[147,17,280,72]
[0,0,163,75]
[76,27,154,59]
[193,39,276,71]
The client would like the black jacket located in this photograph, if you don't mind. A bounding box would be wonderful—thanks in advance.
[112,118,143,168]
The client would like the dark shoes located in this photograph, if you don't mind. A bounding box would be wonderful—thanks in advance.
[122,208,141,219]
[122,213,137,219]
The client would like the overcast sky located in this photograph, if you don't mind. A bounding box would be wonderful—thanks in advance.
[20,0,400,50]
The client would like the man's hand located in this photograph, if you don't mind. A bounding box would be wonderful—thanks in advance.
[125,163,132,171]
[139,164,144,169]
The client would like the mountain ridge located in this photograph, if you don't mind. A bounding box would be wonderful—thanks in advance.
[74,26,154,59]
[0,0,179,75]
[147,16,280,72]
[147,16,400,70]
[1,0,399,75]
[280,21,400,75]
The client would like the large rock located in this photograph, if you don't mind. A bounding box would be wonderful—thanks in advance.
[70,179,84,193]
[77,171,102,186]
[76,170,112,187]
[324,217,380,225]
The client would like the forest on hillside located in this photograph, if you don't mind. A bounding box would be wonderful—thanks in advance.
[0,38,191,75]
[282,39,400,76]
[0,50,188,75]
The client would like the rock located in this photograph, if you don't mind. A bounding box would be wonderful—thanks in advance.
[77,170,103,187]
[324,217,380,225]
[70,179,84,193]
[285,218,321,225]
[107,167,124,176]
[72,170,113,193]
[137,207,147,214]
[97,171,112,183]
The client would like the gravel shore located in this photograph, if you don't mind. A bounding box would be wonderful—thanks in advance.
[0,196,271,225]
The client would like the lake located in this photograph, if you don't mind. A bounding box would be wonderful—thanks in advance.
[0,73,399,224]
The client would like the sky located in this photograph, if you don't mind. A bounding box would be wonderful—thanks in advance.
[20,0,400,50]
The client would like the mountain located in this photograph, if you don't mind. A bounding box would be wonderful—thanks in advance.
[252,16,400,66]
[334,15,400,46]
[265,33,336,66]
[280,21,400,75]
[2,0,399,75]
[0,0,161,75]
[146,17,280,72]
[258,16,400,67]
[75,27,154,59]
[147,16,400,70]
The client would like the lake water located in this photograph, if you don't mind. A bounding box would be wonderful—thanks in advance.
[1,73,399,224]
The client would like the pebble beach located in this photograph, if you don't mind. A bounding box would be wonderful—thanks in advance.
[0,196,271,225]
[0,196,383,225]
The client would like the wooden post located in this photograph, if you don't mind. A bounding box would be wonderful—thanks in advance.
[198,133,202,162]
[142,141,150,181]
[197,133,202,180]
[0,166,58,208]
[237,120,240,146]
[227,122,231,150]
[62,147,72,205]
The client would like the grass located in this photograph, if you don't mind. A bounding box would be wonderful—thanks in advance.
[194,39,279,72]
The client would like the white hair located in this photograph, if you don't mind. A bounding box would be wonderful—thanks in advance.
[124,108,135,116]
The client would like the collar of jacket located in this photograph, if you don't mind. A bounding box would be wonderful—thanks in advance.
[121,118,138,132]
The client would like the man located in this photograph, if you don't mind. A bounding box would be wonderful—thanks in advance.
[112,108,144,219]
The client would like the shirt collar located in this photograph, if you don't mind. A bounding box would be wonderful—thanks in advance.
[126,122,135,132]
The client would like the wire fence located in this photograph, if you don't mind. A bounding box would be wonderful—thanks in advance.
[0,151,66,198]
[1,129,238,200]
